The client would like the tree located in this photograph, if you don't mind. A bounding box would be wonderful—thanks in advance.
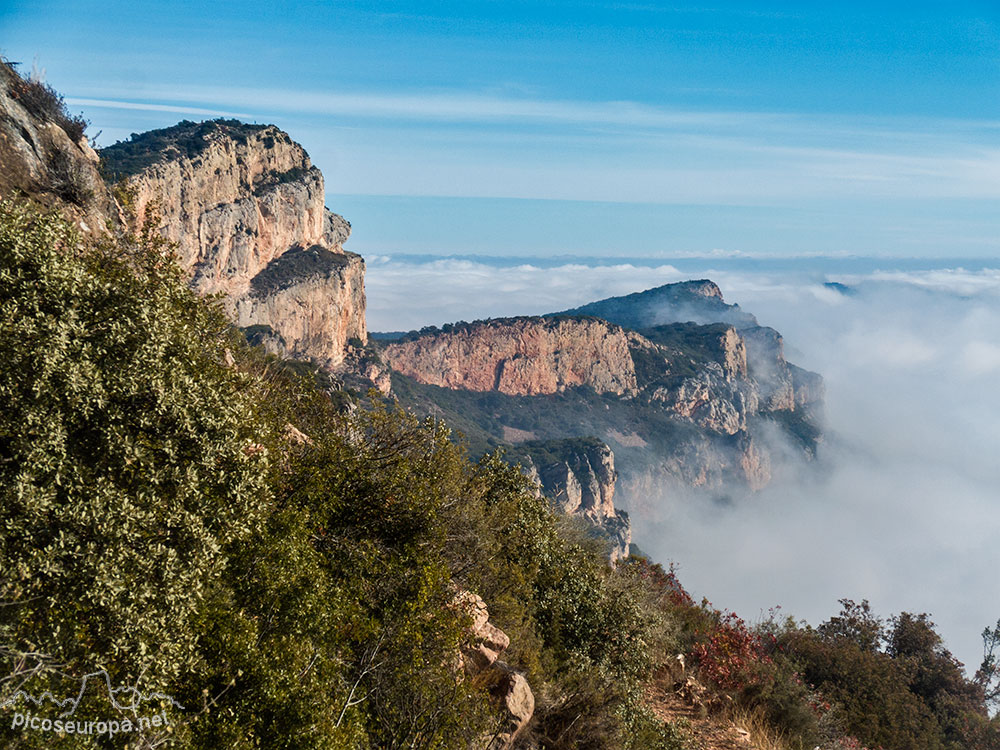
[977,619,1000,711]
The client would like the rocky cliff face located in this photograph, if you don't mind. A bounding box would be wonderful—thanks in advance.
[383,282,824,516]
[382,317,647,396]
[518,439,632,562]
[99,120,366,368]
[235,244,367,368]
[0,62,114,233]
[0,76,369,374]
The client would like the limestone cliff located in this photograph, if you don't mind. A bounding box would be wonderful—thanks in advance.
[99,120,366,368]
[517,439,632,562]
[382,317,647,396]
[741,325,825,412]
[383,282,824,512]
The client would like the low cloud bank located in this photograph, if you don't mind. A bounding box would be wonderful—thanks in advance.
[367,256,1000,672]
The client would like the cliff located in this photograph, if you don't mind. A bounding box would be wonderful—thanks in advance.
[99,120,367,368]
[0,65,369,375]
[515,438,632,562]
[382,282,824,515]
[382,317,648,396]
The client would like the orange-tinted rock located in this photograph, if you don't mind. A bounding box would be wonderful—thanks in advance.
[383,317,645,396]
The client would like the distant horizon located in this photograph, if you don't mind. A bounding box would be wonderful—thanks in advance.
[4,1,999,259]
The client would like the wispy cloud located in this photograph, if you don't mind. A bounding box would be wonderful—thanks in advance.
[72,85,1000,242]
[66,97,255,120]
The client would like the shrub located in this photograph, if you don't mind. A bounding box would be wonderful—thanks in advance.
[0,200,270,746]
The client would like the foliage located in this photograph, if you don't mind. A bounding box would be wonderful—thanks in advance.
[691,612,768,692]
[772,601,999,750]
[0,200,271,746]
[977,619,1000,711]
[0,198,693,747]
[98,119,272,181]
[3,197,994,750]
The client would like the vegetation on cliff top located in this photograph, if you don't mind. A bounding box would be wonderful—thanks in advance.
[98,119,276,181]
[0,57,88,141]
[249,244,354,297]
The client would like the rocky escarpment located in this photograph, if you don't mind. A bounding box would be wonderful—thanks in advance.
[516,439,632,562]
[383,282,824,516]
[0,61,114,233]
[100,120,366,368]
[561,284,824,420]
[1,69,367,373]
[383,317,650,396]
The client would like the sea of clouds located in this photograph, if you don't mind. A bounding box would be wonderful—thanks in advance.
[365,256,1000,672]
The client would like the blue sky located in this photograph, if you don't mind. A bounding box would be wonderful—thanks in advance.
[4,1,999,257]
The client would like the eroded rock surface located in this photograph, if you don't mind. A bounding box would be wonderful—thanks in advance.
[382,281,824,508]
[519,439,632,562]
[100,120,366,368]
[383,317,646,396]
[452,590,534,749]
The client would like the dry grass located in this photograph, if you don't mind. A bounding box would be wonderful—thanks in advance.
[728,705,797,750]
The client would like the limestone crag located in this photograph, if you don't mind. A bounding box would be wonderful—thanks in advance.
[100,121,366,368]
[520,439,632,562]
[382,317,646,397]
[741,325,825,412]
[649,364,758,435]
[452,590,534,750]
[235,245,366,368]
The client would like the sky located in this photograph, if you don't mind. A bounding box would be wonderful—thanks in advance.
[3,0,1000,257]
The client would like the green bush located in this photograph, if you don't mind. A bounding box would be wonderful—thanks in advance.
[0,200,272,747]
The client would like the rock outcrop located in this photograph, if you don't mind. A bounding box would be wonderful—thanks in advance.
[741,325,824,412]
[518,439,632,562]
[452,590,535,749]
[382,317,647,397]
[0,62,114,233]
[99,120,367,368]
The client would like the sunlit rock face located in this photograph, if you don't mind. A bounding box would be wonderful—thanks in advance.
[101,120,366,368]
[382,317,647,396]
[381,281,824,518]
[521,439,632,562]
